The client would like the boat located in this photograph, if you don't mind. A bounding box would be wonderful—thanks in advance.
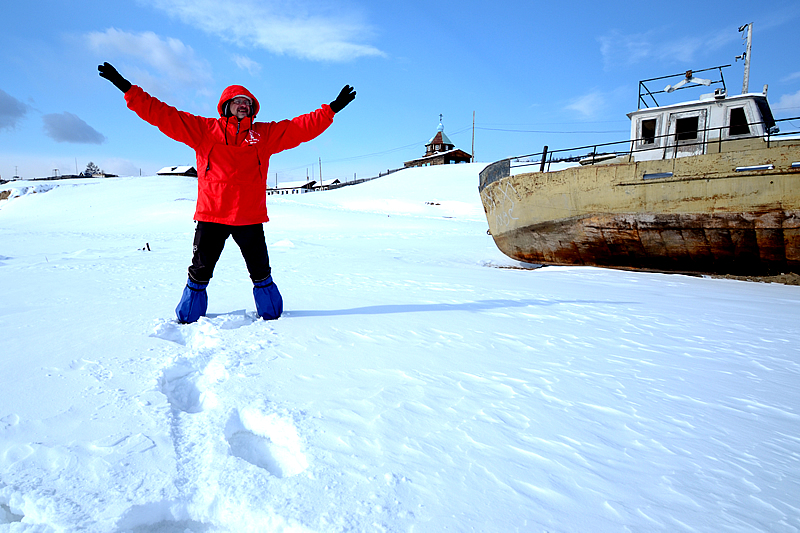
[478,27,800,276]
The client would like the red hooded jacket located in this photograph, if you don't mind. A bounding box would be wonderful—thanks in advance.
[125,84,334,225]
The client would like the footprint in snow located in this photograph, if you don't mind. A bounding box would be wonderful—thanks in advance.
[224,407,308,478]
[150,312,256,346]
[207,309,259,329]
[150,319,187,345]
[152,318,229,413]
[159,360,206,413]
[150,317,222,351]
[0,502,24,524]
[158,355,227,414]
[1,414,20,431]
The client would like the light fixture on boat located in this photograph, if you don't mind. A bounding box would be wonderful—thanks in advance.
[735,164,774,172]
[664,70,713,93]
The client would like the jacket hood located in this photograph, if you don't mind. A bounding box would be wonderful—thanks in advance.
[217,85,260,118]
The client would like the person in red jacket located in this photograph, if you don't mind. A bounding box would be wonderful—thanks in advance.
[98,62,355,323]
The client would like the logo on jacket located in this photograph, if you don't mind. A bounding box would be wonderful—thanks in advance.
[244,130,261,145]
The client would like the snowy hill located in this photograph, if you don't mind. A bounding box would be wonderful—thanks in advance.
[1,164,799,532]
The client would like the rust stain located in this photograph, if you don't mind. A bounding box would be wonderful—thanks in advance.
[492,210,800,275]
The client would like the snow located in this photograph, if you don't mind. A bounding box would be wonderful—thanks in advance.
[1,163,799,532]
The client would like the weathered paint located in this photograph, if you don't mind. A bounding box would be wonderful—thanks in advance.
[480,142,800,275]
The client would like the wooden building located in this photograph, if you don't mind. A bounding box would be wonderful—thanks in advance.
[266,179,341,195]
[157,165,197,177]
[404,116,472,168]
[266,179,316,195]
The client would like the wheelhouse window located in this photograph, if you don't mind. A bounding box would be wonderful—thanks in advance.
[675,116,699,141]
[641,119,657,145]
[755,98,776,131]
[729,107,750,136]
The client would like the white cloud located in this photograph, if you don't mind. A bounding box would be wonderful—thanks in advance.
[87,28,213,91]
[42,112,106,144]
[565,92,606,119]
[99,157,149,177]
[233,54,262,76]
[141,0,384,62]
[598,30,653,69]
[774,89,800,113]
[598,26,738,70]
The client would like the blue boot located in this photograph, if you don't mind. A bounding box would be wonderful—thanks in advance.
[176,278,208,323]
[254,276,283,320]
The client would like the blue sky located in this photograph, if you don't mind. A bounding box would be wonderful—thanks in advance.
[1,0,799,182]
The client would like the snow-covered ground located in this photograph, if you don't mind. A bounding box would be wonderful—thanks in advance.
[1,164,799,532]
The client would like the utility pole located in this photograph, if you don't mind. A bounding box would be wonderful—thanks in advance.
[471,111,476,162]
[736,22,752,94]
[319,157,323,184]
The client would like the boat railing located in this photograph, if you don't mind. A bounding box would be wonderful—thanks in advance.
[479,115,800,191]
[637,65,729,110]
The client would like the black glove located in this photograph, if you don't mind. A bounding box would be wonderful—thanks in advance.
[98,62,132,93]
[330,85,356,113]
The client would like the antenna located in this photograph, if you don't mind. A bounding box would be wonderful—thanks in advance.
[736,23,752,94]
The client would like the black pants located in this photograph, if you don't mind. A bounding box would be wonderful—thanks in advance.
[187,221,271,284]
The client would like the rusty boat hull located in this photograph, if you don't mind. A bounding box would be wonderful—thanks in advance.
[479,142,800,275]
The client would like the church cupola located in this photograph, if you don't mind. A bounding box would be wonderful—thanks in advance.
[425,115,456,156]
[404,114,473,168]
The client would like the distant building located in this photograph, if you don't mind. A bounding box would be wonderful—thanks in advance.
[267,179,316,195]
[404,115,472,168]
[266,178,344,196]
[80,171,117,178]
[313,178,341,191]
[157,165,197,177]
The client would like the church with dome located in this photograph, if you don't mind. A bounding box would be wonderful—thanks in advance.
[404,115,473,168]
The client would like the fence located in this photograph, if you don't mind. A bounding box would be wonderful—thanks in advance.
[327,167,404,190]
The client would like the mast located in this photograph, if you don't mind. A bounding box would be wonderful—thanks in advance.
[736,23,752,94]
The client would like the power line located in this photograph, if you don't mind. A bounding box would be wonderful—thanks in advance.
[476,126,628,134]
[273,139,426,174]
[272,122,626,176]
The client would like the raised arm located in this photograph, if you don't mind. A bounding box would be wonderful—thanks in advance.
[261,85,356,154]
[98,62,210,149]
